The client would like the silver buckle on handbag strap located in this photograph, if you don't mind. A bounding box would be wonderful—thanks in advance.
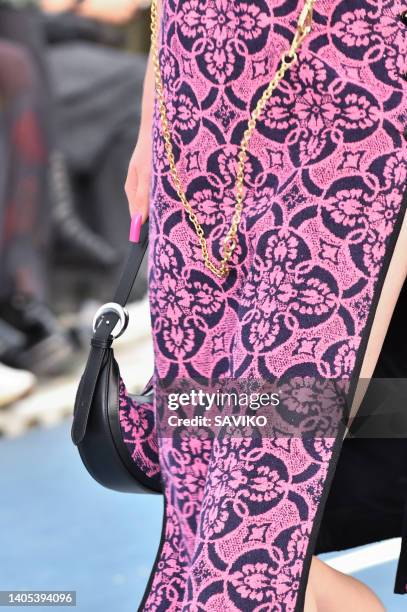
[92,302,129,339]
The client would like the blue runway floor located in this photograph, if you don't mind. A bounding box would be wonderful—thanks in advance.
[0,423,404,611]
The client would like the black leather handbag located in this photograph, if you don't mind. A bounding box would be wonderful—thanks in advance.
[71,216,162,494]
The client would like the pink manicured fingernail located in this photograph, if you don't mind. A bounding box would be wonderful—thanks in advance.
[129,213,142,243]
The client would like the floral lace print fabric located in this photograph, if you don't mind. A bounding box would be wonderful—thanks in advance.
[142,1,407,610]
[119,378,161,487]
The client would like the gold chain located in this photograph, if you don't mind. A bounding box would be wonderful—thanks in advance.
[151,0,315,279]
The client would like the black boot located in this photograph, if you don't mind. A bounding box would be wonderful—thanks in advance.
[0,318,25,360]
[0,294,75,377]
[50,150,119,267]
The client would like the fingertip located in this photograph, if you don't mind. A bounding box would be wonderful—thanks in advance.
[130,213,143,243]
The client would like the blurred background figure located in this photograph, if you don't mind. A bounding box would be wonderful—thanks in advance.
[0,0,149,406]
[0,37,70,399]
[0,6,156,612]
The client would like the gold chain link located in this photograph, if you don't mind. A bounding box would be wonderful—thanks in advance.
[151,0,315,279]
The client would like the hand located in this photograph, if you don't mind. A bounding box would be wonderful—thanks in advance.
[41,0,76,12]
[76,0,139,25]
[125,50,154,224]
[125,132,152,224]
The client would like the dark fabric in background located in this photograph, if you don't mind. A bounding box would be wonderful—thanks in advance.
[48,42,146,174]
[48,41,148,299]
[316,278,407,590]
[0,5,148,304]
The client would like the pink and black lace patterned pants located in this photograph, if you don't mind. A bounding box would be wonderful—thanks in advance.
[131,1,407,610]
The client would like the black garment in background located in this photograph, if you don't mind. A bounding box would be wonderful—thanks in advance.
[47,42,147,248]
[47,41,146,172]
[316,278,407,593]
[47,42,148,304]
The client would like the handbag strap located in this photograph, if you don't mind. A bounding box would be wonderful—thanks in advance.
[71,217,149,446]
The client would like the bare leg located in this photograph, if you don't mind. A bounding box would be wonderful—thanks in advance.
[304,576,318,612]
[305,209,407,611]
[307,557,385,612]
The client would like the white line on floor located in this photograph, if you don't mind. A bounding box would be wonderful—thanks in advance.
[324,538,401,573]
